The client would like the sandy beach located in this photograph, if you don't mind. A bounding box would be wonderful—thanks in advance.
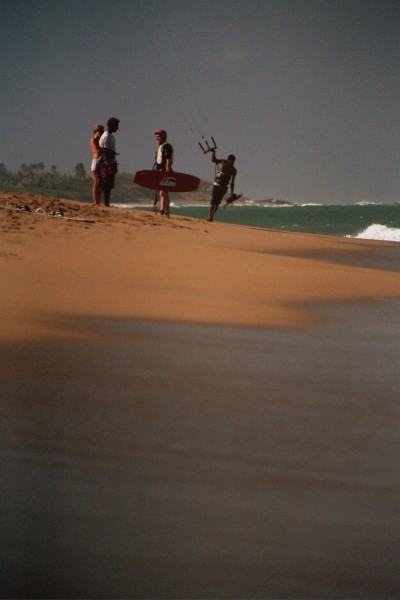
[1,192,400,598]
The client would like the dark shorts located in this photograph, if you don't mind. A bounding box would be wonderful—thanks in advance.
[100,163,118,190]
[211,185,227,206]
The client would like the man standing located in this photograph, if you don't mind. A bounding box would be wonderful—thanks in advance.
[99,117,120,207]
[154,129,174,216]
[207,151,237,222]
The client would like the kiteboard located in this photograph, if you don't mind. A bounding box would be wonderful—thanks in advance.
[223,193,243,207]
[134,170,200,193]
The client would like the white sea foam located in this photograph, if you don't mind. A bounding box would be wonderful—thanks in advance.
[111,203,153,209]
[261,203,294,208]
[350,224,400,243]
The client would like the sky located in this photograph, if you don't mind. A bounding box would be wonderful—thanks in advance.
[1,0,399,204]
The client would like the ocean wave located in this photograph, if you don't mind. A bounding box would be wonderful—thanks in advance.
[356,201,381,206]
[355,201,400,207]
[349,224,400,243]
[261,203,294,208]
[110,203,148,208]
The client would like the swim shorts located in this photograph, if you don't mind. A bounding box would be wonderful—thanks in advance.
[211,184,228,206]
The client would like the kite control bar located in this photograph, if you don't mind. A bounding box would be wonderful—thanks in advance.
[198,137,217,153]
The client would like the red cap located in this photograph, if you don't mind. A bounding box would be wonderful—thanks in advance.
[155,129,167,136]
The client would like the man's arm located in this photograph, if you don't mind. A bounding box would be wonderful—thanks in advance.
[99,133,118,164]
[210,150,221,165]
[104,149,117,164]
[163,144,173,172]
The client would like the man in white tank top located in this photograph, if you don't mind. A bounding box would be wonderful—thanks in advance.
[154,129,173,216]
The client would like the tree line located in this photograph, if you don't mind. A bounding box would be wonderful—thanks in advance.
[0,162,210,204]
[0,162,156,203]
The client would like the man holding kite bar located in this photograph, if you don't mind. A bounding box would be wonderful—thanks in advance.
[207,150,237,222]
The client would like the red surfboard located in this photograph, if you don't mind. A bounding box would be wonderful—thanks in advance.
[134,170,200,193]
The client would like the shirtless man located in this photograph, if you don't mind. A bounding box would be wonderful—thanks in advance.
[90,124,104,205]
[207,151,237,222]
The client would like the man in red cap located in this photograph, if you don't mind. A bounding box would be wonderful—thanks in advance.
[154,129,174,216]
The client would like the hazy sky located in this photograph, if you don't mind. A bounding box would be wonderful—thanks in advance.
[1,0,399,203]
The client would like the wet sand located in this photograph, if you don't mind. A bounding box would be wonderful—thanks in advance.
[1,193,400,598]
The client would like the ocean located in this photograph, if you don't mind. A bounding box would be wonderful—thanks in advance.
[127,202,400,242]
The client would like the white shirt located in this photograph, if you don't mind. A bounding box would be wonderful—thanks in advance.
[99,131,116,162]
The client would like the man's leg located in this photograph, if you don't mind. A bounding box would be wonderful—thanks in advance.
[159,190,170,216]
[208,203,218,221]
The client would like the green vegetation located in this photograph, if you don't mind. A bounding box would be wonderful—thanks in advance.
[0,163,212,204]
